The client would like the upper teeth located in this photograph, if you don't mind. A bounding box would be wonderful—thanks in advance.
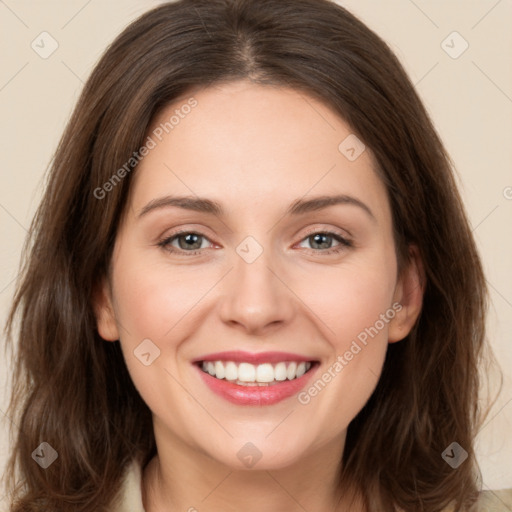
[201,361,312,384]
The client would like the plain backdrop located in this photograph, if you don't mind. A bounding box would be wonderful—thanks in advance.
[1,0,511,505]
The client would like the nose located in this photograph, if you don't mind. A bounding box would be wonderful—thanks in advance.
[218,241,296,336]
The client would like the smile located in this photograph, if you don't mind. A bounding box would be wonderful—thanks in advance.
[199,360,314,386]
[193,358,319,406]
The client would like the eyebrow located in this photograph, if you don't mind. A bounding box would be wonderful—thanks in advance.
[137,194,376,222]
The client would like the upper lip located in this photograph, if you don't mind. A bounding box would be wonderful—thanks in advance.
[192,350,318,365]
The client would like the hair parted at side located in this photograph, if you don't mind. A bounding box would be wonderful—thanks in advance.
[3,0,494,510]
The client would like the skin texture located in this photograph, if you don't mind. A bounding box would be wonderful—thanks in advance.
[94,80,424,512]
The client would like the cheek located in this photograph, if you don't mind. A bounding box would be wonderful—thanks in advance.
[294,253,396,422]
[111,235,397,427]
[110,256,198,413]
[111,254,205,342]
[309,337,388,435]
[296,251,397,345]
[112,238,397,363]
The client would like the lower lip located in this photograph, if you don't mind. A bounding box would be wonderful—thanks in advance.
[194,363,319,406]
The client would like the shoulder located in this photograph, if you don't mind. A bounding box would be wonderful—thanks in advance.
[471,488,512,511]
[442,488,512,511]
[110,459,146,512]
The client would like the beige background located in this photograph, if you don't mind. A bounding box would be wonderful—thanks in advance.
[1,0,511,504]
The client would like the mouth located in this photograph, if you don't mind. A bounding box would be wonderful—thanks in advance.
[192,356,320,406]
[195,359,318,386]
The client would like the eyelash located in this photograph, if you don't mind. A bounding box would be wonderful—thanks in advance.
[157,227,353,257]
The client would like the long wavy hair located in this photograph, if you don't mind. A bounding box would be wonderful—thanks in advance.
[3,0,496,510]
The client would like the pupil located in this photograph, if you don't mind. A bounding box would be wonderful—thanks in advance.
[312,233,330,249]
[180,233,200,250]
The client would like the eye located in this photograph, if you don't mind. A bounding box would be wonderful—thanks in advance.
[157,230,213,256]
[157,228,353,257]
[296,229,353,256]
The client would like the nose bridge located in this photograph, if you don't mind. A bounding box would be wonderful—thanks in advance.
[218,234,294,333]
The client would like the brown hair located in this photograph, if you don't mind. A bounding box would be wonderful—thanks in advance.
[3,0,496,510]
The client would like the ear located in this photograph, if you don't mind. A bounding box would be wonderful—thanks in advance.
[92,276,119,342]
[388,244,425,343]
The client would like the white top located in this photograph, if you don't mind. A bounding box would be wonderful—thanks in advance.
[111,459,512,511]
[112,460,145,512]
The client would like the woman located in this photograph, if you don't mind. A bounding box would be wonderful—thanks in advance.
[3,0,508,510]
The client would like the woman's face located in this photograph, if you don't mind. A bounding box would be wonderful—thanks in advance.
[96,80,421,471]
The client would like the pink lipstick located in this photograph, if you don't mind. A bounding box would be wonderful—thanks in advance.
[192,351,319,406]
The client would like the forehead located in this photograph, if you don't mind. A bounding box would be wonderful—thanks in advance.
[128,81,391,224]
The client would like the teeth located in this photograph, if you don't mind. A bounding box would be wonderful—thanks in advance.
[239,362,256,382]
[214,361,225,379]
[287,362,297,380]
[200,360,313,384]
[225,361,238,381]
